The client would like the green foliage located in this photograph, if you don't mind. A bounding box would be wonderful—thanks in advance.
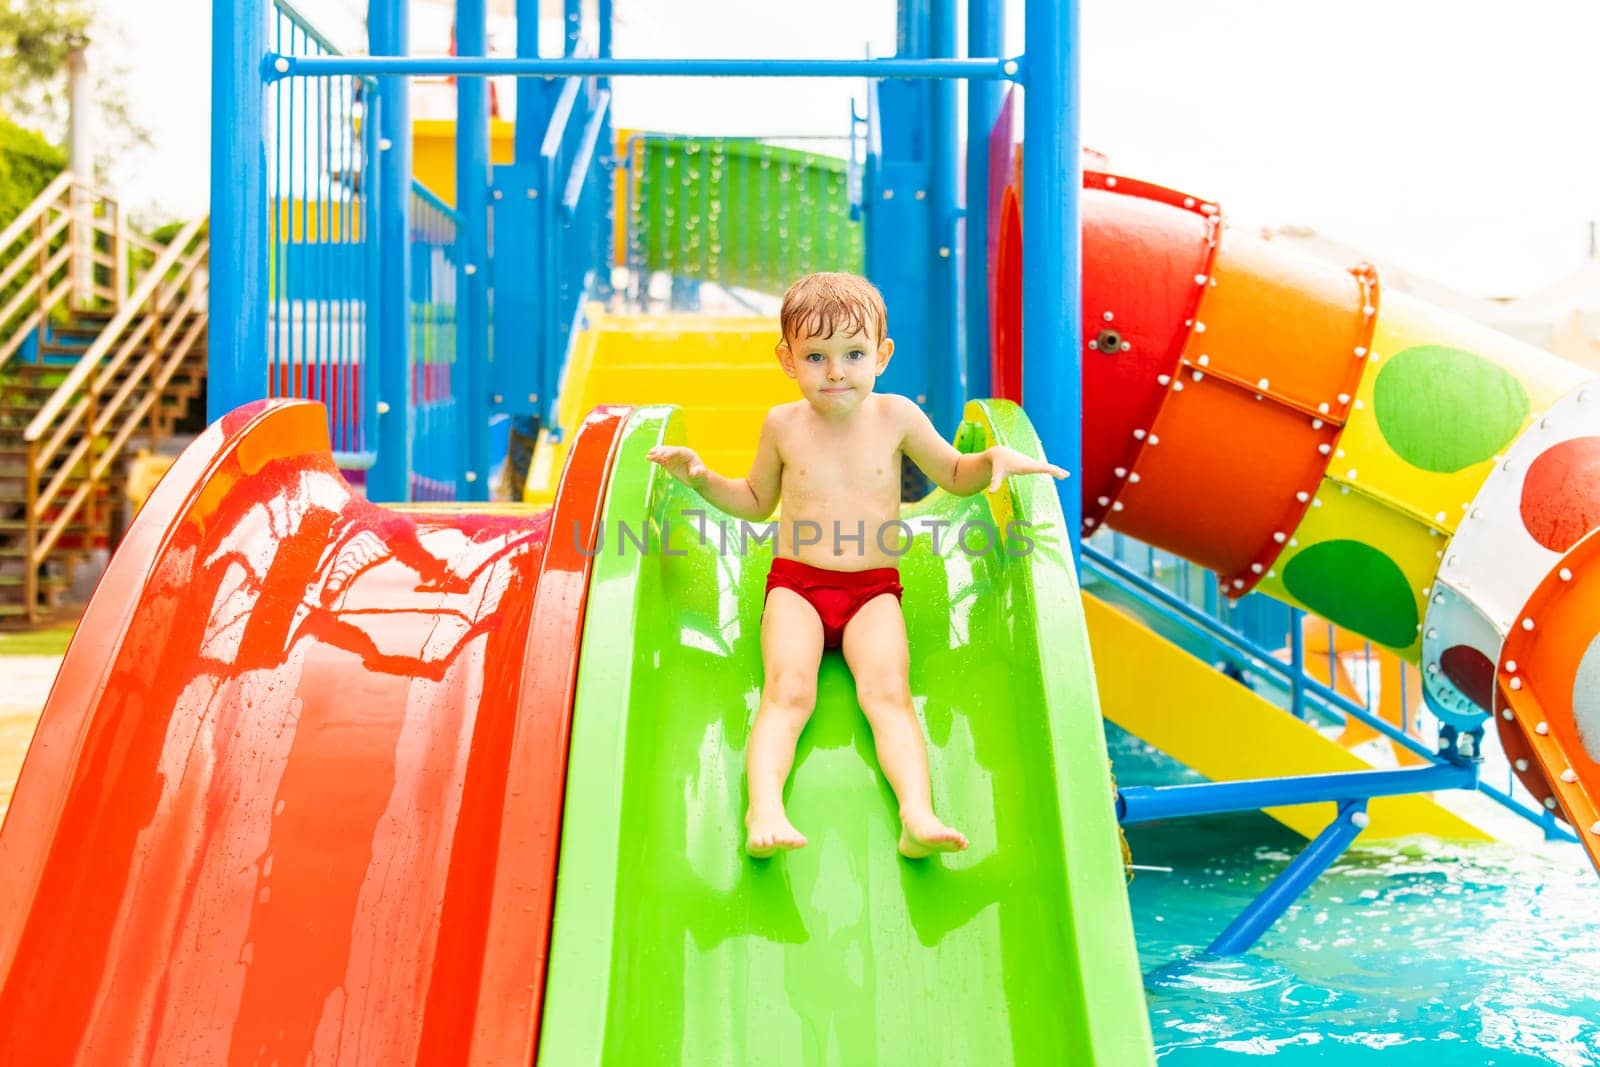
[0,0,149,178]
[0,113,64,232]
[0,0,91,108]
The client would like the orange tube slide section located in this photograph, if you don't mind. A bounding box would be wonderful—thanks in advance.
[992,160,1600,872]
[0,399,628,1063]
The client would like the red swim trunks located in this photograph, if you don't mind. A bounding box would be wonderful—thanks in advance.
[764,557,903,649]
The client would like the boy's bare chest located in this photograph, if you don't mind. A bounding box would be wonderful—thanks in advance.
[779,429,901,499]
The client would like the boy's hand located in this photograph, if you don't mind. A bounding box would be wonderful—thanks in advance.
[985,446,1069,494]
[647,445,709,488]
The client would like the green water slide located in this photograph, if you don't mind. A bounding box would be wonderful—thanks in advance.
[539,400,1153,1065]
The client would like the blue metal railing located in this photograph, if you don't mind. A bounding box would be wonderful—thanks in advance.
[268,0,378,467]
[409,182,459,501]
[534,53,610,430]
[1084,532,1575,842]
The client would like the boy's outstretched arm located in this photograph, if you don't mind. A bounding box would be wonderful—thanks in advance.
[895,395,1069,496]
[645,411,782,520]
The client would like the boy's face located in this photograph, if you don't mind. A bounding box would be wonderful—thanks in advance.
[775,325,894,415]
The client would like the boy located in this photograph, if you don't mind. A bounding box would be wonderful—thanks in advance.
[647,272,1067,858]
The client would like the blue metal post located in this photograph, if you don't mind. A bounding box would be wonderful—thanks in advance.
[564,0,581,53]
[928,0,962,436]
[514,0,541,163]
[598,0,614,298]
[1289,607,1306,719]
[209,0,270,419]
[897,0,930,57]
[1208,801,1369,955]
[965,0,1003,400]
[369,0,412,501]
[457,0,490,500]
[1023,0,1082,564]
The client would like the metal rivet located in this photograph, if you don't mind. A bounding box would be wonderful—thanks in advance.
[465,471,479,483]
[376,400,391,415]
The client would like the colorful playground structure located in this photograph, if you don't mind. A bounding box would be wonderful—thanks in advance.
[1,0,1598,1062]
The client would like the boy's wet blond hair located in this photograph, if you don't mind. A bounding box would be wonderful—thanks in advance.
[779,272,888,347]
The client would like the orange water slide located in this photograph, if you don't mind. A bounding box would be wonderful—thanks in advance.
[0,399,627,1063]
[992,151,1600,871]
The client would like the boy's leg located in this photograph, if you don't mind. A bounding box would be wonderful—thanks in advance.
[841,595,968,858]
[746,587,826,857]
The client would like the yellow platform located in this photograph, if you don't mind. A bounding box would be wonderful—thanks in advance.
[523,307,790,503]
[1084,594,1492,842]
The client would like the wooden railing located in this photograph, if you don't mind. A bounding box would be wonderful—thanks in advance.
[0,171,137,368]
[19,217,209,614]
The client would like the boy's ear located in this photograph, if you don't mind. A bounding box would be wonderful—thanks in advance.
[875,336,895,374]
[775,340,799,379]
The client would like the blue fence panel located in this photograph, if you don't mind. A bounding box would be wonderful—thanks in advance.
[410,183,460,501]
[268,0,377,469]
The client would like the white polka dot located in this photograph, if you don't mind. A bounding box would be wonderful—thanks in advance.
[1573,634,1600,762]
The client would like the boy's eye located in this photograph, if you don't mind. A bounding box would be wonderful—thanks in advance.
[805,353,824,362]
[847,350,865,360]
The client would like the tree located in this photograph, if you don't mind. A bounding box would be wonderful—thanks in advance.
[0,0,149,180]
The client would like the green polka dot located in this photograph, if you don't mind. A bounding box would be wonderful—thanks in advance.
[1373,345,1528,473]
[1282,540,1419,648]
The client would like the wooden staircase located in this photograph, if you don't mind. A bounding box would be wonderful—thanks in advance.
[0,175,209,622]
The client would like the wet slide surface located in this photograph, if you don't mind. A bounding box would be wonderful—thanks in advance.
[0,400,624,1065]
[538,401,1152,1064]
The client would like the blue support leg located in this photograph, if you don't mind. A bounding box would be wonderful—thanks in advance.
[964,0,1003,400]
[1023,0,1082,565]
[209,0,271,419]
[1208,801,1369,956]
[928,0,962,436]
[457,0,490,501]
[369,0,412,501]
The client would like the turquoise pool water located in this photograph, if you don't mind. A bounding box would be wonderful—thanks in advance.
[1110,727,1600,1065]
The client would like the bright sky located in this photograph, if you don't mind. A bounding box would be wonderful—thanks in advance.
[96,0,1600,297]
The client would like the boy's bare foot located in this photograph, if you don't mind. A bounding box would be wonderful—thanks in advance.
[898,810,969,859]
[746,808,807,857]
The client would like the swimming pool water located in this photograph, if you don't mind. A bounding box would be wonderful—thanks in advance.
[1110,726,1600,1065]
